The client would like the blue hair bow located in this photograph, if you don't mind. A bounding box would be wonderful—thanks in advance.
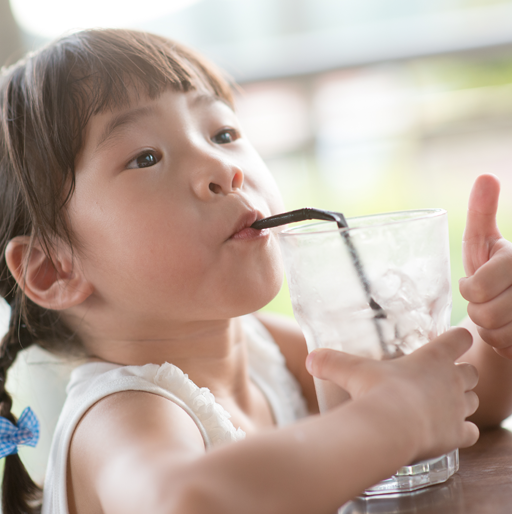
[0,407,40,459]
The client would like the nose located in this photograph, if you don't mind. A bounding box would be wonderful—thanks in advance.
[192,152,244,200]
[208,167,243,195]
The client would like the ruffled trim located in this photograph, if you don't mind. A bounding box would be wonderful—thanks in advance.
[154,363,246,446]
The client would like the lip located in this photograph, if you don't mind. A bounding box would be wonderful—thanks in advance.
[229,210,269,241]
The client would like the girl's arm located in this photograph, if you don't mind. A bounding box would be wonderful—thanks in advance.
[68,328,478,514]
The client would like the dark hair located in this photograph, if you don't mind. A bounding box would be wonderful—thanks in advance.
[0,28,235,513]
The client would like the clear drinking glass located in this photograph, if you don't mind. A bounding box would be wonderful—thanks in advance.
[278,209,458,495]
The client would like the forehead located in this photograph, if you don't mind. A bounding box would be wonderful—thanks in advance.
[82,89,232,154]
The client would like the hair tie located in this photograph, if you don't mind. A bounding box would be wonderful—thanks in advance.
[0,407,40,459]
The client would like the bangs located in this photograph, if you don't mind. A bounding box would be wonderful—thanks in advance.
[54,29,236,158]
[65,30,235,117]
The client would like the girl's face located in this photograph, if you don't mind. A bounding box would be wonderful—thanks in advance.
[68,88,285,337]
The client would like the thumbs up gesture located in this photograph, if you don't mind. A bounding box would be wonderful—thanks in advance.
[459,174,512,359]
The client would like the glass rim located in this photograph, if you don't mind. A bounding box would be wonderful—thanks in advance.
[278,208,447,238]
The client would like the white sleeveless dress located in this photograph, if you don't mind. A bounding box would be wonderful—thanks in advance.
[41,315,309,514]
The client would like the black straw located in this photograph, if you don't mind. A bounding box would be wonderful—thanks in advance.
[251,207,348,230]
[252,208,390,357]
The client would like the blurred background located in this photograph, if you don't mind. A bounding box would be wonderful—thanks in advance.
[2,0,512,482]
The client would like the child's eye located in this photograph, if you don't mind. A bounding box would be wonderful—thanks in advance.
[127,150,160,169]
[211,129,239,145]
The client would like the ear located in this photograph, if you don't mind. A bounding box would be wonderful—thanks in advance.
[5,236,93,310]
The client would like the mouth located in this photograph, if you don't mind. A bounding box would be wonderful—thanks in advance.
[229,210,269,240]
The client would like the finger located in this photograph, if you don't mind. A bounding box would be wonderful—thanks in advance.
[459,241,512,304]
[466,286,512,330]
[462,174,501,276]
[464,390,480,418]
[418,327,473,362]
[460,421,480,449]
[305,348,369,388]
[456,362,479,391]
[477,323,512,350]
[495,345,512,360]
[464,174,500,242]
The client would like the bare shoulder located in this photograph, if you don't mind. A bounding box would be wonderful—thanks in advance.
[254,312,318,414]
[68,390,205,514]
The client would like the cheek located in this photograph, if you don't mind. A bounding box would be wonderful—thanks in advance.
[240,145,285,213]
[68,186,201,290]
[249,240,284,312]
[219,235,284,315]
[269,187,285,216]
[83,220,200,281]
[255,240,285,305]
[246,170,285,216]
[77,225,212,315]
[259,172,285,216]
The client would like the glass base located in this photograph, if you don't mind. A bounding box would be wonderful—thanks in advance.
[363,449,459,496]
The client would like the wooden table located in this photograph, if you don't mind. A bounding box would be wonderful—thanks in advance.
[339,427,512,514]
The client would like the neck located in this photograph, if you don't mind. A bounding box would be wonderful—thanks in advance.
[80,317,249,399]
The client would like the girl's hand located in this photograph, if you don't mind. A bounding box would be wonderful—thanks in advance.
[306,328,479,462]
[459,174,512,359]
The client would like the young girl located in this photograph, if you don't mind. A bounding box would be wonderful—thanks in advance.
[1,28,511,514]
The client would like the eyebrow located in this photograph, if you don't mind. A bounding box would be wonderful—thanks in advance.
[95,105,156,151]
[192,92,231,110]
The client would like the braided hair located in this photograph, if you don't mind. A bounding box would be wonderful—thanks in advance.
[0,28,235,513]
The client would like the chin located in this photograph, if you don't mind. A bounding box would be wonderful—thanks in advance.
[230,270,284,318]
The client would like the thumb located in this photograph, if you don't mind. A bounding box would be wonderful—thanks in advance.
[306,348,370,392]
[462,174,501,276]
